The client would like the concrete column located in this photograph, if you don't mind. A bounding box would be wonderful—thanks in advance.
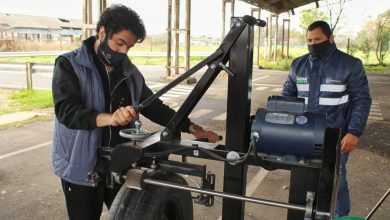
[274,15,278,62]
[221,0,235,42]
[221,0,226,41]
[83,0,93,38]
[166,0,173,77]
[174,0,180,75]
[268,16,273,61]
[287,19,290,58]
[281,19,290,58]
[251,7,261,68]
[184,0,191,71]
[264,17,268,60]
[231,0,235,16]
[99,0,107,15]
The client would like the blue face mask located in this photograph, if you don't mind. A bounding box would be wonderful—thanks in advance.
[97,35,127,67]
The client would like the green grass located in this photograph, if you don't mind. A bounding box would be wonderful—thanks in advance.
[0,46,388,73]
[0,89,53,115]
[0,55,57,63]
[0,115,51,130]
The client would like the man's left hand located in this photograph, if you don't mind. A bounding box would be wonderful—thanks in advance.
[193,128,220,143]
[341,133,359,153]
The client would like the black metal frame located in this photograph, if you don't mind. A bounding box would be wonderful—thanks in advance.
[103,15,339,220]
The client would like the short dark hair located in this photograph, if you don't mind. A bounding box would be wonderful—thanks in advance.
[96,4,146,42]
[307,21,332,38]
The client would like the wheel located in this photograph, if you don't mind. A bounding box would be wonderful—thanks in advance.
[108,171,193,220]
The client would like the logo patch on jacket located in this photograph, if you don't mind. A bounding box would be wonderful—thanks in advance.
[296,77,308,84]
[326,77,341,84]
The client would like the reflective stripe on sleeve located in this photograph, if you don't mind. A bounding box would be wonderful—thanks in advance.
[319,95,349,106]
[320,84,346,92]
[297,84,309,91]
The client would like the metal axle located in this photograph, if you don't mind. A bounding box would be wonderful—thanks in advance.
[143,177,307,212]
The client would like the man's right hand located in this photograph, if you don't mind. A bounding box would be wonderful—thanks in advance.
[97,106,138,127]
[109,106,138,126]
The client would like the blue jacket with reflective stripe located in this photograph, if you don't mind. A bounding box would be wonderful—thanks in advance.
[281,43,371,137]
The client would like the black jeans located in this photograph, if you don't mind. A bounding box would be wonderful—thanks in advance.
[61,179,122,220]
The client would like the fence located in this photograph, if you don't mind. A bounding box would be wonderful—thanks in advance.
[0,62,53,89]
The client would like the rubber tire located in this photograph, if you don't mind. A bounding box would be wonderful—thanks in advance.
[108,171,193,220]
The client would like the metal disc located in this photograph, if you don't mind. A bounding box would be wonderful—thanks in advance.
[119,128,150,140]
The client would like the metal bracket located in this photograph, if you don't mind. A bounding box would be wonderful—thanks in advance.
[125,169,148,190]
[195,172,216,207]
[304,191,315,220]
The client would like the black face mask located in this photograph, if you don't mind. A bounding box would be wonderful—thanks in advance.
[97,36,127,67]
[308,40,331,58]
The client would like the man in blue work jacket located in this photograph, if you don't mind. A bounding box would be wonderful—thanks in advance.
[281,21,372,218]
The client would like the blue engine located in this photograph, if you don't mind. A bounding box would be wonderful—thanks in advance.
[251,96,327,158]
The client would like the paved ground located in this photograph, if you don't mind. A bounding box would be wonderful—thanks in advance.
[0,68,389,220]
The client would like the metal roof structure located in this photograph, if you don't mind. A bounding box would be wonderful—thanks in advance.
[240,0,318,14]
[0,13,87,36]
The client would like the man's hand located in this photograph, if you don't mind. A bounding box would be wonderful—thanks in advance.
[109,106,138,126]
[190,123,220,143]
[341,133,359,153]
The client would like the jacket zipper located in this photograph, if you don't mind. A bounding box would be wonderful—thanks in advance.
[107,69,133,147]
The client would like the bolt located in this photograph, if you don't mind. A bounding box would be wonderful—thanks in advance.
[193,149,199,157]
[162,131,169,137]
[151,157,157,169]
[210,63,217,70]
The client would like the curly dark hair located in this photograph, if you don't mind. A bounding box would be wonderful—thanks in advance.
[96,4,146,42]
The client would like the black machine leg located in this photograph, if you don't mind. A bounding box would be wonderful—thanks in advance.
[222,18,254,220]
[288,167,320,219]
[288,129,340,220]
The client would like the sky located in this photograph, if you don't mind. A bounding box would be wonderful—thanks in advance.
[0,0,389,37]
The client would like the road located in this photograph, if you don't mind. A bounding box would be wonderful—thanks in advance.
[0,67,389,220]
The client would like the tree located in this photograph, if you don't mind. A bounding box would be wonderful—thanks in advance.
[324,0,347,35]
[375,10,390,65]
[299,9,328,33]
[355,21,376,63]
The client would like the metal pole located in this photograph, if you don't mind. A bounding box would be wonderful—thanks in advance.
[25,62,33,90]
[166,0,172,77]
[365,188,390,220]
[143,178,307,212]
[184,0,191,71]
[174,0,180,75]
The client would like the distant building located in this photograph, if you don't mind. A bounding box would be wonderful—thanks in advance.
[0,13,94,51]
[0,13,91,37]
